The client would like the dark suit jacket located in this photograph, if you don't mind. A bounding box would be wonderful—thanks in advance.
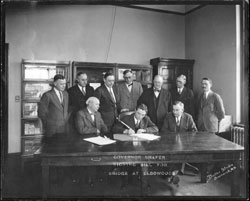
[94,84,121,129]
[137,87,172,129]
[112,113,158,133]
[75,108,108,135]
[160,112,197,133]
[117,81,143,111]
[38,89,69,136]
[67,84,94,112]
[171,87,195,118]
[197,91,225,132]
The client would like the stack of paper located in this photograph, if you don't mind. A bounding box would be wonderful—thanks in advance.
[83,136,116,146]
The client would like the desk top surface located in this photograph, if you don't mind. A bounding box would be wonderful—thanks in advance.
[40,132,244,157]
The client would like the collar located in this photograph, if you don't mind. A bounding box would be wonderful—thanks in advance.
[127,82,133,87]
[105,84,112,91]
[134,116,139,123]
[178,87,184,92]
[78,84,85,90]
[87,108,94,115]
[54,87,61,95]
[205,90,211,98]
[175,115,181,121]
[153,88,161,92]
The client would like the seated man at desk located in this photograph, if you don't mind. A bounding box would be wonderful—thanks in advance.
[75,96,108,135]
[161,101,197,133]
[113,103,158,134]
[161,101,197,175]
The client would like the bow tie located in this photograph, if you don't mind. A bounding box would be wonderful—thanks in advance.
[154,89,160,92]
[127,83,133,87]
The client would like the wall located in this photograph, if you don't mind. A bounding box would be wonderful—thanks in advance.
[6,5,185,153]
[185,5,236,120]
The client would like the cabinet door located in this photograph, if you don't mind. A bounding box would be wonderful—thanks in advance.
[72,62,115,90]
[117,67,152,84]
[23,64,69,81]
[158,65,175,90]
[23,82,52,100]
[23,119,43,135]
[22,137,42,156]
[22,102,38,118]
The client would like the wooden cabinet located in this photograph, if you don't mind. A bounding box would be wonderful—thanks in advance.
[72,61,152,90]
[150,58,194,90]
[21,59,71,162]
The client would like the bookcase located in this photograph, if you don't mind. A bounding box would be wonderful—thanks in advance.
[72,61,152,90]
[21,59,71,164]
[150,58,194,90]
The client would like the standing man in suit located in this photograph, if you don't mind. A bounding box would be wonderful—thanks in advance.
[113,104,158,134]
[94,72,121,135]
[67,72,94,113]
[171,74,195,118]
[161,101,197,133]
[38,74,69,138]
[138,75,172,129]
[75,97,108,135]
[197,77,225,132]
[118,69,143,113]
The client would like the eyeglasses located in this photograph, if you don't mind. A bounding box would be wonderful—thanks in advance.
[124,76,132,79]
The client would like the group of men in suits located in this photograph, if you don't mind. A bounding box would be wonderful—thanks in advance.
[38,69,225,140]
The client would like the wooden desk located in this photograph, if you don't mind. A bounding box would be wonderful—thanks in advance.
[41,132,244,197]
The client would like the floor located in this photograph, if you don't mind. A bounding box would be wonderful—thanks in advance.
[1,155,246,199]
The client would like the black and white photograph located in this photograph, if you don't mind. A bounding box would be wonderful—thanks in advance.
[1,0,248,199]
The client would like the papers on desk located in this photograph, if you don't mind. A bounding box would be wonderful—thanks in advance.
[114,133,160,141]
[131,133,161,141]
[83,136,116,146]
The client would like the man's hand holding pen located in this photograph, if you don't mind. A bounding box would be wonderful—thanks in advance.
[123,128,135,135]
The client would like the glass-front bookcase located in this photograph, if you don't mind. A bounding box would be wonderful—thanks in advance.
[150,58,195,90]
[21,59,71,163]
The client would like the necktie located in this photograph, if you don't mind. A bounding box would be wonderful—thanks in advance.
[176,118,180,132]
[109,88,116,103]
[176,118,180,126]
[82,87,86,95]
[90,113,95,122]
[59,91,63,104]
[136,120,140,128]
[154,89,160,98]
[203,92,207,100]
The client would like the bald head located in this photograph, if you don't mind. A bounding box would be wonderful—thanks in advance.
[86,97,100,112]
[153,75,163,90]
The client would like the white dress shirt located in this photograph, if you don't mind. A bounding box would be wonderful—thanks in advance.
[105,85,116,102]
[54,88,63,103]
[78,84,86,94]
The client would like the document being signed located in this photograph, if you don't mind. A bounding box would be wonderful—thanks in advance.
[114,133,160,141]
[83,136,116,146]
